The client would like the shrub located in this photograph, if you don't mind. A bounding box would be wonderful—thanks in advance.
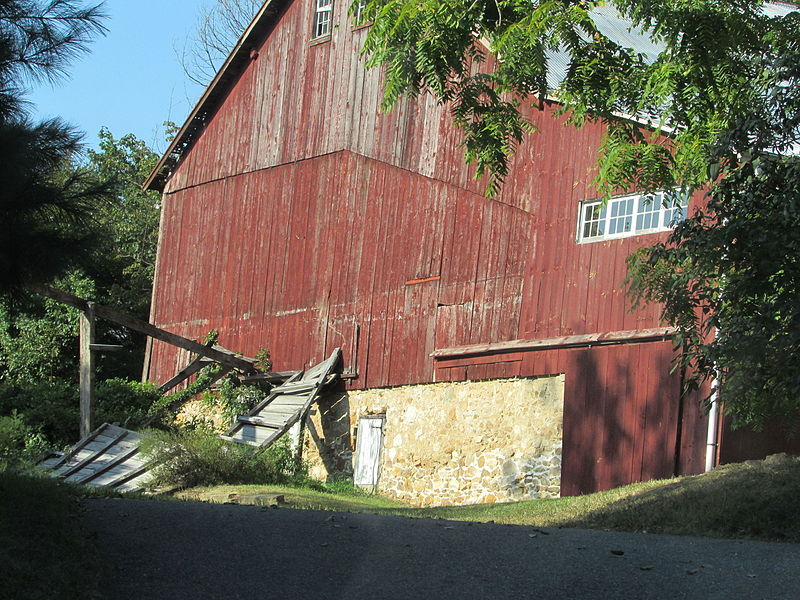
[0,380,78,446]
[96,378,161,430]
[0,412,49,472]
[147,365,226,425]
[172,376,272,433]
[214,376,270,425]
[0,377,164,450]
[140,428,301,489]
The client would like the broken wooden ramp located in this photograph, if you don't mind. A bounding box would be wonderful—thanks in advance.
[37,423,152,492]
[222,348,342,448]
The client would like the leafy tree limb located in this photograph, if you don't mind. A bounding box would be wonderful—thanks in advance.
[362,0,800,424]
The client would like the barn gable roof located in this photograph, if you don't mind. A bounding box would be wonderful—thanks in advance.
[145,0,798,192]
[144,0,289,191]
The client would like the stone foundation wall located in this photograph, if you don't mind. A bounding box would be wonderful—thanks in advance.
[304,376,564,507]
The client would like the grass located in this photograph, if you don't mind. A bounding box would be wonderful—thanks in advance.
[177,454,800,542]
[0,471,102,600]
[178,482,405,513]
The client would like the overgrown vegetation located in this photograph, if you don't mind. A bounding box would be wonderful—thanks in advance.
[0,412,48,471]
[140,428,304,489]
[0,378,160,462]
[147,365,226,425]
[195,375,270,430]
[148,366,272,430]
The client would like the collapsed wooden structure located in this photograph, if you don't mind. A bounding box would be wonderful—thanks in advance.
[34,286,342,489]
[33,285,259,437]
[223,348,341,447]
[38,351,342,489]
[38,424,151,492]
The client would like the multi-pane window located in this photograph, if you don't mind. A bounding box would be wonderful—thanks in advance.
[664,192,689,227]
[635,193,661,231]
[577,190,689,242]
[354,0,367,22]
[607,195,634,235]
[581,203,606,239]
[313,0,333,38]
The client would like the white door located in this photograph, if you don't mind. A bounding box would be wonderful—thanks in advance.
[354,416,384,489]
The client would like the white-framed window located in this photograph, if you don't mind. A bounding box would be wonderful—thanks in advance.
[577,190,689,243]
[313,0,333,38]
[354,0,367,22]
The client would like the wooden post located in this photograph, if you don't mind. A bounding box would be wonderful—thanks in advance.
[79,302,96,439]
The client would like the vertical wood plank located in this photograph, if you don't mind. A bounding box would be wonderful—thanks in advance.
[79,303,96,439]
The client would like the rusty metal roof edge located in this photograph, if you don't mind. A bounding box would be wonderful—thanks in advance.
[144,0,288,192]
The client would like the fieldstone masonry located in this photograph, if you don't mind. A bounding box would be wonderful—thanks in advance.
[304,375,565,507]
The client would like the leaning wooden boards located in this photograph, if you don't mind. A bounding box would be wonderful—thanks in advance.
[223,348,342,448]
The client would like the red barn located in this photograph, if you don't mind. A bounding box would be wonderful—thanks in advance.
[144,0,793,504]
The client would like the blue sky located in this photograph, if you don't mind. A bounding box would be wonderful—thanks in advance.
[28,0,212,155]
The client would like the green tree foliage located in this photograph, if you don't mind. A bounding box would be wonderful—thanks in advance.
[0,374,161,450]
[627,49,800,426]
[360,1,800,424]
[82,129,162,378]
[0,132,161,386]
[0,131,162,453]
[0,411,48,470]
[87,128,161,320]
[0,3,168,451]
[0,273,94,382]
[0,1,109,293]
[360,0,796,194]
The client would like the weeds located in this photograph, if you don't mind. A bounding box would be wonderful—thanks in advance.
[0,411,49,472]
[140,428,303,489]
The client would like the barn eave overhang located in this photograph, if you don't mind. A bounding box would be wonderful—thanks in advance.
[144,0,288,192]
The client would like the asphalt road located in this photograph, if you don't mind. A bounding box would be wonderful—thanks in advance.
[82,498,800,599]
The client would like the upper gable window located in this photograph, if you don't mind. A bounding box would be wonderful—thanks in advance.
[577,190,689,243]
[313,0,333,38]
[354,0,367,22]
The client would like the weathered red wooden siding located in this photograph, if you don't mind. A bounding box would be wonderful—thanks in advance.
[164,0,543,210]
[148,0,711,494]
[718,418,800,463]
[151,150,530,385]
